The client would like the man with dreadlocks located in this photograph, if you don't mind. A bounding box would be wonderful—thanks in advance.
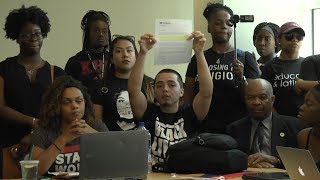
[65,10,111,95]
[0,5,65,147]
[184,3,260,134]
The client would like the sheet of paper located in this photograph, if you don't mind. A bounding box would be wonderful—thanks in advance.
[155,19,193,65]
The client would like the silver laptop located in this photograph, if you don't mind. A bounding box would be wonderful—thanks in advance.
[276,146,320,180]
[80,131,148,179]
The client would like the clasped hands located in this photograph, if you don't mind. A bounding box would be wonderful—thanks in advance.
[61,119,96,143]
[248,152,280,168]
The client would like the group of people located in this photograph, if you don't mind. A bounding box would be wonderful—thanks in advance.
[0,2,320,178]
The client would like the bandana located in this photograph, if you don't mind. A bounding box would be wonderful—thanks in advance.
[261,25,275,37]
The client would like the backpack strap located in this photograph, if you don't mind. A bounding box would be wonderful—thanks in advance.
[236,49,246,64]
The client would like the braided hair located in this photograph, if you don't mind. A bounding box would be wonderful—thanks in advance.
[203,3,233,21]
[4,5,50,40]
[81,10,111,51]
[253,22,281,53]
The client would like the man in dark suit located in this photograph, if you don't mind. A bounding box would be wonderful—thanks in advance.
[227,78,300,168]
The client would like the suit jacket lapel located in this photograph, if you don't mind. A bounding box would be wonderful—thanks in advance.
[271,113,287,156]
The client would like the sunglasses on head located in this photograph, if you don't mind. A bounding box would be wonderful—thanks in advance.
[112,34,135,42]
[284,33,304,41]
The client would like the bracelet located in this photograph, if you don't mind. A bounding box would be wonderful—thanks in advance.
[53,143,62,152]
[32,117,36,129]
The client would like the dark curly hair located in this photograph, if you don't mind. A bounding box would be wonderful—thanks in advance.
[203,3,233,21]
[4,5,50,40]
[38,76,95,131]
[253,22,281,53]
[81,10,111,51]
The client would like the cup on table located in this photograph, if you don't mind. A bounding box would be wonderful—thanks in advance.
[20,160,39,180]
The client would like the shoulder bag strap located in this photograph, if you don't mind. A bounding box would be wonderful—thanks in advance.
[50,65,54,83]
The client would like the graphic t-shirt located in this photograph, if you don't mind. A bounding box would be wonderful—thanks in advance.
[142,103,199,164]
[92,74,136,131]
[32,120,107,173]
[65,50,110,95]
[261,57,304,117]
[186,49,260,133]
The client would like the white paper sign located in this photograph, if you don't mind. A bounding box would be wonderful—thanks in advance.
[155,19,193,65]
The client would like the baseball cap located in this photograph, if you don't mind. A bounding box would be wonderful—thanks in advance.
[278,22,305,37]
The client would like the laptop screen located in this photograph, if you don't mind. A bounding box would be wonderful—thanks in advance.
[276,146,320,180]
[80,131,148,179]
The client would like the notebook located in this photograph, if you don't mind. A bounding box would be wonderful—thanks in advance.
[79,130,148,179]
[276,146,320,180]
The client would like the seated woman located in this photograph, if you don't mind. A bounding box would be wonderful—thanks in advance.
[31,76,108,175]
[297,84,320,170]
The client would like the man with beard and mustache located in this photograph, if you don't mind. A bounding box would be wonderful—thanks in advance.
[65,10,111,95]
[227,78,300,168]
[0,5,65,147]
[184,3,260,134]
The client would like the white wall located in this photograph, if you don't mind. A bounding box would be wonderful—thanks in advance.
[225,0,320,58]
[0,0,193,79]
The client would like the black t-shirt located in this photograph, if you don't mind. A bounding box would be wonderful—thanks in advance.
[0,56,66,147]
[142,103,199,164]
[261,57,304,117]
[65,50,110,95]
[186,48,260,133]
[299,54,320,80]
[91,74,136,131]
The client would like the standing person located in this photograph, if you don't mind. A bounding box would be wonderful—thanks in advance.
[261,22,305,117]
[227,79,300,168]
[295,54,320,94]
[32,76,108,175]
[184,3,260,134]
[128,31,213,165]
[297,84,320,170]
[253,22,280,70]
[65,10,111,95]
[92,35,154,131]
[0,5,65,147]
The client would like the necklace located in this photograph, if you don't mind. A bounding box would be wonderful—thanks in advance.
[87,51,105,79]
[19,59,43,76]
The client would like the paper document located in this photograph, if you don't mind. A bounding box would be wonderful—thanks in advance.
[155,19,193,65]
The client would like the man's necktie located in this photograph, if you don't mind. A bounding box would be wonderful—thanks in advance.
[251,121,264,153]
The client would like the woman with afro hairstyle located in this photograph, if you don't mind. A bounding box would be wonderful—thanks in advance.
[253,22,280,70]
[65,10,112,95]
[31,76,107,175]
[0,5,65,147]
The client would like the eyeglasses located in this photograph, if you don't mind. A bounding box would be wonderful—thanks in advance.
[19,32,43,40]
[284,33,304,41]
[112,34,135,42]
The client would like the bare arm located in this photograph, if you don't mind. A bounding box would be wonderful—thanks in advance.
[188,31,213,121]
[93,104,103,121]
[184,77,196,104]
[0,76,37,128]
[128,34,157,120]
[33,119,98,175]
[295,78,318,95]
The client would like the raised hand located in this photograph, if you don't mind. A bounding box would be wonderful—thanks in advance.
[187,31,206,53]
[138,34,157,54]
